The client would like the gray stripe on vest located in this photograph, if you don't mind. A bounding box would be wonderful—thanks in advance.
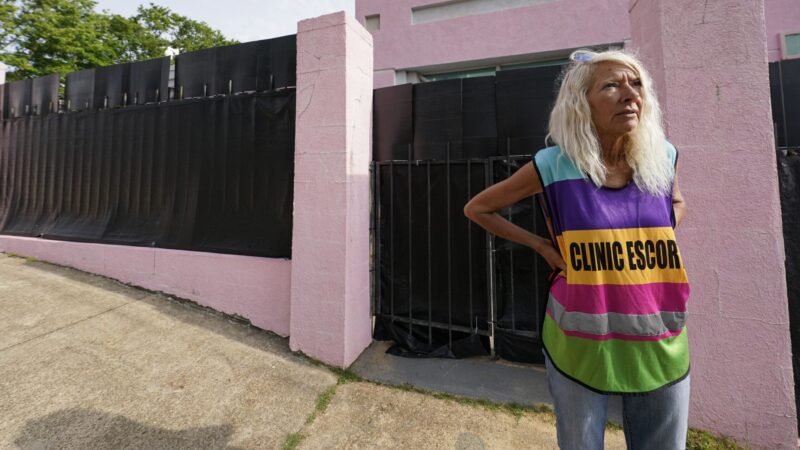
[548,294,687,337]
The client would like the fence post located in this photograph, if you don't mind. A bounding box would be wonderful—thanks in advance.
[630,0,795,447]
[290,12,374,367]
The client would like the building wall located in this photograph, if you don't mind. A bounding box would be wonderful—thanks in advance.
[630,1,796,447]
[356,0,631,88]
[358,0,800,88]
[766,0,800,61]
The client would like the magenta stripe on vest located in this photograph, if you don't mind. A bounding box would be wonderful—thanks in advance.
[550,278,690,315]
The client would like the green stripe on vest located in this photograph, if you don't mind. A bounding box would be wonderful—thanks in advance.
[542,314,690,393]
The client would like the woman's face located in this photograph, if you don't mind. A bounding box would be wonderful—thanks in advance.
[586,61,643,141]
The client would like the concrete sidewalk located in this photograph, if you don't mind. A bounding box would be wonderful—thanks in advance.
[0,254,626,449]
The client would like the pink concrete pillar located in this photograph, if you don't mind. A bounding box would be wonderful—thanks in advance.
[290,12,374,368]
[630,0,796,448]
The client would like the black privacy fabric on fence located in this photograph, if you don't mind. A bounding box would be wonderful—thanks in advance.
[413,79,464,160]
[94,63,131,109]
[372,65,561,161]
[129,57,170,104]
[0,91,295,257]
[770,59,800,148]
[373,160,491,357]
[5,79,32,119]
[176,35,296,98]
[65,69,95,112]
[777,147,800,424]
[31,74,60,116]
[372,65,563,362]
[372,83,412,162]
[495,65,561,154]
[373,155,552,363]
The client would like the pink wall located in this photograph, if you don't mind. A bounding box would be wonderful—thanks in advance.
[356,0,631,88]
[766,0,800,61]
[357,0,799,89]
[0,236,292,335]
[631,0,795,447]
[289,12,374,368]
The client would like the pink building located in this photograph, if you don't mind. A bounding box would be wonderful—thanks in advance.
[359,0,800,89]
[357,0,800,448]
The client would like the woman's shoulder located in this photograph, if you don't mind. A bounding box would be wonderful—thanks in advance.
[533,145,584,186]
[533,145,562,163]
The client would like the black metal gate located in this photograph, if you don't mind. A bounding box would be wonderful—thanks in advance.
[371,143,552,363]
[369,65,564,363]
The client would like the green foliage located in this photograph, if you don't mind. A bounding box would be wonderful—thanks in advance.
[686,429,746,450]
[281,432,304,450]
[0,0,237,81]
[305,385,337,425]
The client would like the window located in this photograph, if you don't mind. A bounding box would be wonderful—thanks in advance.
[782,32,800,60]
[365,14,380,33]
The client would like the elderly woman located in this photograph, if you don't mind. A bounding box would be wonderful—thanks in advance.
[464,49,690,450]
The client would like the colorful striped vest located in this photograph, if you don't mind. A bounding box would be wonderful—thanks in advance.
[533,143,690,394]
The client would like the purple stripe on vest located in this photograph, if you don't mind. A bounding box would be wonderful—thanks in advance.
[550,277,690,315]
[544,179,673,232]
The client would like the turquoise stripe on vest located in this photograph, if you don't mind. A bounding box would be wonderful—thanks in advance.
[534,146,585,187]
[535,142,679,187]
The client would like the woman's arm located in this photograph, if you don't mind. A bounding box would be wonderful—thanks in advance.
[672,166,686,228]
[464,162,566,271]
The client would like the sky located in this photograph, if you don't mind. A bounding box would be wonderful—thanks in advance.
[93,0,356,43]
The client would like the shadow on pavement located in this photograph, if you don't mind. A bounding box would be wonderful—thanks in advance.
[15,408,245,450]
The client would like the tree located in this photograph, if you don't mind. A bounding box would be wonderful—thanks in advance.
[0,0,236,82]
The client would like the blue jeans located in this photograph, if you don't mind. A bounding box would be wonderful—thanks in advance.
[544,354,690,450]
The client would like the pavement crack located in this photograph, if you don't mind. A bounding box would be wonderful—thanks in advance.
[0,301,133,354]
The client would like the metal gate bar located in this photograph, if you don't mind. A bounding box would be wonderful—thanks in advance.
[488,153,543,341]
[373,152,541,355]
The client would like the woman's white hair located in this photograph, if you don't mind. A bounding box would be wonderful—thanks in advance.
[546,49,673,195]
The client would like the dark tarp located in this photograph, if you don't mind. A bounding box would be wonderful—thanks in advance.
[176,35,297,98]
[65,68,95,112]
[4,79,32,118]
[31,74,60,116]
[495,65,562,154]
[771,59,800,148]
[372,84,413,162]
[462,76,498,159]
[176,46,218,99]
[373,157,551,363]
[491,156,551,364]
[94,63,131,109]
[373,65,561,162]
[770,62,787,147]
[256,34,297,91]
[413,79,463,160]
[781,59,800,147]
[0,91,295,257]
[372,65,565,362]
[408,76,499,160]
[777,147,800,432]
[129,57,170,104]
[374,160,491,357]
[216,35,297,94]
